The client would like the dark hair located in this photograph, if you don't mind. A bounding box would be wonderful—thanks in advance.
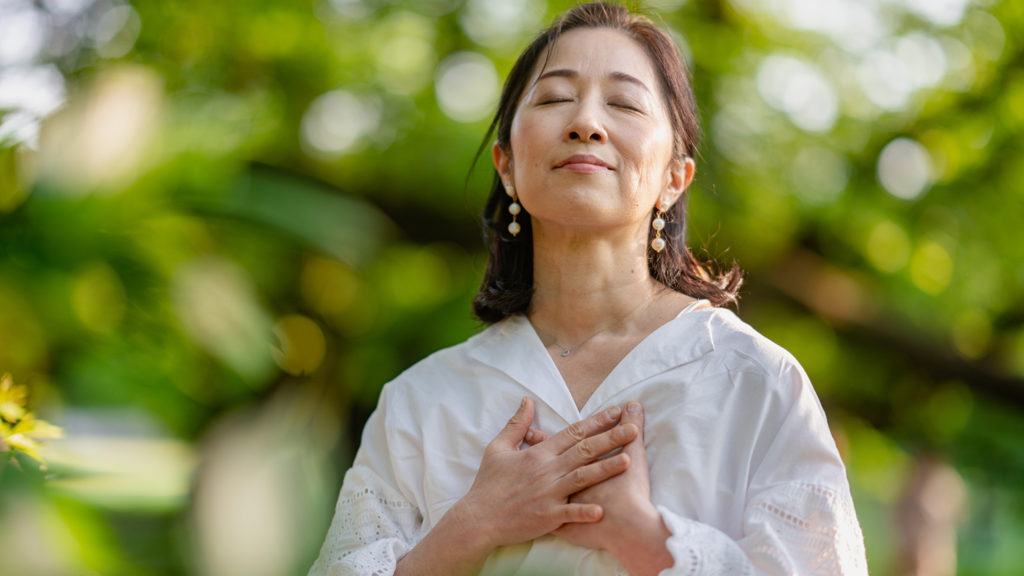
[472,1,742,323]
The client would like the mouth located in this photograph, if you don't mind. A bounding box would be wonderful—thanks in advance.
[554,154,614,172]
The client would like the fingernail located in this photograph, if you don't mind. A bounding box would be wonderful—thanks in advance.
[607,406,622,418]
[520,397,527,409]
[627,402,641,414]
[525,429,534,442]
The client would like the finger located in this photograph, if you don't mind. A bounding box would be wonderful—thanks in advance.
[545,405,623,454]
[523,427,548,446]
[558,453,630,494]
[561,422,638,467]
[621,402,645,456]
[493,397,535,449]
[554,503,604,524]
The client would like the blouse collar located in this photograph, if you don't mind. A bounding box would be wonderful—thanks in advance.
[467,305,717,422]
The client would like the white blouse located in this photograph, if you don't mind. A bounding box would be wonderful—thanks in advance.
[309,305,868,575]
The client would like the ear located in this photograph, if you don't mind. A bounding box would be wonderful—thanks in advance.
[659,156,696,210]
[492,140,513,186]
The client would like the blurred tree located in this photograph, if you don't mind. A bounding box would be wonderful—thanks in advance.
[1,0,1023,574]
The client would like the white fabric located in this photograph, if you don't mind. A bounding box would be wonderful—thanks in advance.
[309,306,868,576]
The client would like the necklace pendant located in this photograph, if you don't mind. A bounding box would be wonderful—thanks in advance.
[561,349,572,357]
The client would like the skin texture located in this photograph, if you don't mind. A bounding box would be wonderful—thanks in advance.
[492,27,688,574]
[496,27,689,231]
[492,27,698,413]
[397,27,692,576]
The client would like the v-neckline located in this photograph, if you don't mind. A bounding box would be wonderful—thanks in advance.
[539,299,714,413]
[467,300,715,423]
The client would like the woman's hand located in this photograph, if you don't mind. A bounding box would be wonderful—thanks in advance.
[553,402,675,576]
[451,397,639,552]
[396,398,639,576]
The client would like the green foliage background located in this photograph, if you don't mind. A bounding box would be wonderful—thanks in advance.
[1,0,1023,574]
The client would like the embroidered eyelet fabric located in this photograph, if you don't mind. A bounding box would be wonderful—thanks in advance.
[658,480,867,576]
[307,485,422,576]
[307,483,866,576]
[308,308,869,576]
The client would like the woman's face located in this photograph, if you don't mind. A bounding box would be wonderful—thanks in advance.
[494,27,692,234]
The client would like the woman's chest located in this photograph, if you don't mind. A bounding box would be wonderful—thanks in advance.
[549,335,649,410]
[409,371,757,536]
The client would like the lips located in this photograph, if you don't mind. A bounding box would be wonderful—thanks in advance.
[554,154,614,171]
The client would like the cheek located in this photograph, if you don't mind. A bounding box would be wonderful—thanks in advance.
[510,123,550,182]
[512,115,543,150]
[630,129,674,181]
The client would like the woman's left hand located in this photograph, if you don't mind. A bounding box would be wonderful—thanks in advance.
[552,402,675,576]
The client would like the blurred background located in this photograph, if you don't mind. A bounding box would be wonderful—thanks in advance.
[0,0,1022,574]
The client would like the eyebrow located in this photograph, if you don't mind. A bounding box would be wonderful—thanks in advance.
[535,69,651,93]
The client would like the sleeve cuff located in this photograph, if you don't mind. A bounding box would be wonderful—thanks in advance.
[655,505,753,576]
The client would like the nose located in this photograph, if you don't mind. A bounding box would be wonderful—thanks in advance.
[564,100,607,143]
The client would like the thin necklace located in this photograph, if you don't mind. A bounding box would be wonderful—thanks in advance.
[548,292,655,357]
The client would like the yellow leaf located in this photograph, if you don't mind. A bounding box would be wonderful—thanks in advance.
[0,373,28,401]
[0,373,29,423]
[0,374,60,463]
[6,433,42,462]
[17,415,64,440]
[0,401,24,423]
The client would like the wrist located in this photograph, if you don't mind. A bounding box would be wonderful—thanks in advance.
[608,504,674,576]
[445,496,499,558]
[395,498,497,576]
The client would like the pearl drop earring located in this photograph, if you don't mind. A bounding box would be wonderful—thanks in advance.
[505,183,522,237]
[651,201,667,253]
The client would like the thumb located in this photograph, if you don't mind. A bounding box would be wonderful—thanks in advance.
[493,397,535,449]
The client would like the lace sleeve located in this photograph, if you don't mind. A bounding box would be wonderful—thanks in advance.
[657,505,753,576]
[308,383,425,576]
[656,481,866,576]
[743,482,867,574]
[655,356,867,575]
[307,483,423,576]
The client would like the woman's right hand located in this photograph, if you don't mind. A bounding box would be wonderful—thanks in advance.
[450,397,638,553]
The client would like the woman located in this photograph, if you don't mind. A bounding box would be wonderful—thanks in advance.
[310,3,867,575]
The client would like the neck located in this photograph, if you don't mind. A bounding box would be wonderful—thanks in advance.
[528,221,660,344]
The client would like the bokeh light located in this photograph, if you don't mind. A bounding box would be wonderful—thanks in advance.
[434,51,499,123]
[909,239,954,294]
[459,0,544,49]
[300,90,382,160]
[373,11,436,95]
[865,220,911,273]
[37,66,162,193]
[272,315,327,376]
[877,137,934,200]
[756,55,838,132]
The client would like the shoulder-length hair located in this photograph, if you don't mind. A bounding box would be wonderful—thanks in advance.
[472,1,742,323]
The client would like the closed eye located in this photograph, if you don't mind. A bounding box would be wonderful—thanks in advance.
[610,101,642,112]
[539,98,573,105]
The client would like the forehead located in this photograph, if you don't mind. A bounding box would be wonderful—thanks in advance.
[530,27,659,87]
